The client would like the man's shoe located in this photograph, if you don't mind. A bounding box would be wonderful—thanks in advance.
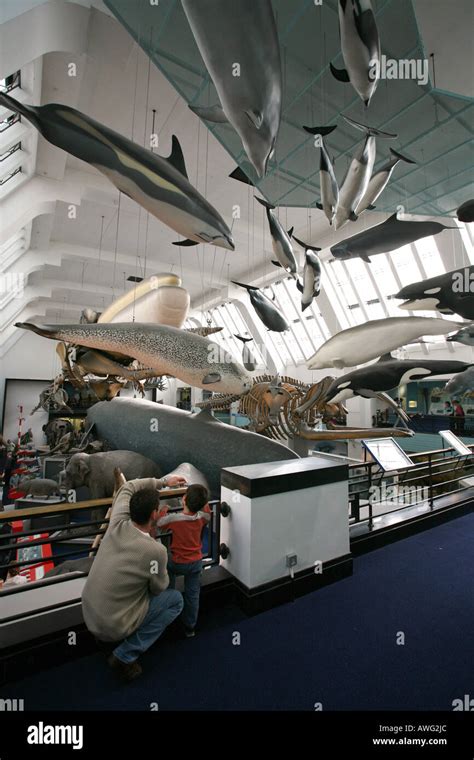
[107,654,142,682]
[184,627,195,638]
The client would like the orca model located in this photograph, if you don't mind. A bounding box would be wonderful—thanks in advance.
[395,266,474,320]
[0,93,234,250]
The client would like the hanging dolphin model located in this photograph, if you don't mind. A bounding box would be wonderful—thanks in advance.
[307,316,467,370]
[231,281,289,332]
[302,125,339,225]
[15,322,252,395]
[447,325,474,346]
[395,266,474,320]
[330,0,381,107]
[293,236,322,311]
[356,148,416,215]
[325,355,472,405]
[234,335,257,371]
[0,92,234,250]
[331,213,455,263]
[443,366,474,397]
[457,200,474,223]
[87,398,299,497]
[255,197,297,277]
[183,0,282,178]
[333,116,396,230]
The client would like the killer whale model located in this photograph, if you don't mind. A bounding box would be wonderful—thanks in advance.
[293,236,322,311]
[15,322,252,395]
[356,148,416,215]
[255,197,297,277]
[231,281,289,332]
[302,125,339,225]
[330,0,381,107]
[183,0,282,178]
[331,213,455,262]
[395,266,474,320]
[0,92,234,250]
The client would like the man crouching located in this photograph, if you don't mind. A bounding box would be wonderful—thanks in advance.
[82,475,185,682]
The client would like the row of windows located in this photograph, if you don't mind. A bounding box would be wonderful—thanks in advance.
[0,71,22,189]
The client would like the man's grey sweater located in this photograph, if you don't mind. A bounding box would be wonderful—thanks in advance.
[82,478,168,642]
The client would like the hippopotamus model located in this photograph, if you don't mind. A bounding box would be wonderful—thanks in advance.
[18,478,61,498]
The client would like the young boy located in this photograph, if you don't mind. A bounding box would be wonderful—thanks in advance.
[156,484,211,637]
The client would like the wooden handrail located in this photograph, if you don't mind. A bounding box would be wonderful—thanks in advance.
[0,488,188,521]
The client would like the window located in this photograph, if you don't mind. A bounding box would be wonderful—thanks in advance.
[0,71,21,93]
[0,166,21,185]
[0,113,20,133]
[0,141,21,161]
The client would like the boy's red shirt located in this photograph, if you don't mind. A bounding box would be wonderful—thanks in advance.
[157,504,211,563]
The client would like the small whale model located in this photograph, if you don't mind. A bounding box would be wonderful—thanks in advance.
[15,322,252,395]
[255,197,297,277]
[302,125,339,225]
[330,0,381,107]
[293,236,322,312]
[183,0,282,178]
[231,281,289,332]
[0,93,234,250]
[444,366,474,397]
[395,266,474,320]
[234,335,257,371]
[447,325,474,346]
[356,148,416,215]
[457,200,474,223]
[307,316,466,370]
[331,213,455,263]
[333,116,396,231]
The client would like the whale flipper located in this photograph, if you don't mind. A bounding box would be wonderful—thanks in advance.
[172,238,199,246]
[255,196,275,210]
[316,202,323,210]
[271,260,283,268]
[330,63,350,83]
[189,103,228,123]
[302,125,338,137]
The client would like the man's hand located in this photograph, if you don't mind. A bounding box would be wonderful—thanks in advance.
[165,475,187,488]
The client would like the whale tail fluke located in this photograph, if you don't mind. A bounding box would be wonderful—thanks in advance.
[255,196,275,211]
[231,280,258,291]
[234,334,253,343]
[0,92,41,130]
[302,125,338,137]
[343,115,397,139]
[292,235,321,252]
[390,148,416,165]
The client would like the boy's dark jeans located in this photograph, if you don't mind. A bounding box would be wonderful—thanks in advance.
[167,558,203,630]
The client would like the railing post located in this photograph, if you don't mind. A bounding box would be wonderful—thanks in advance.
[428,453,434,510]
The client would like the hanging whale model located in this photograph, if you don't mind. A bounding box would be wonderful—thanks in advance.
[234,335,257,371]
[457,200,474,223]
[293,236,322,311]
[255,197,297,277]
[331,213,455,263]
[356,148,416,215]
[302,125,339,225]
[333,116,396,230]
[443,366,474,397]
[231,281,289,332]
[330,0,381,107]
[87,398,299,497]
[0,93,234,250]
[324,355,472,405]
[183,0,282,178]
[307,316,466,370]
[395,266,474,320]
[15,322,252,395]
[447,325,474,346]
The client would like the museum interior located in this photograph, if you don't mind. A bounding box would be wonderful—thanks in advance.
[0,0,473,717]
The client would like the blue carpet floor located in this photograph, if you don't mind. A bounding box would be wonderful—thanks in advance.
[3,513,473,711]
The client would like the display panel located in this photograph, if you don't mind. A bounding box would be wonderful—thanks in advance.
[362,438,414,472]
[439,430,472,456]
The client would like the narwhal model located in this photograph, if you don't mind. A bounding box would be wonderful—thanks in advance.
[0,93,234,250]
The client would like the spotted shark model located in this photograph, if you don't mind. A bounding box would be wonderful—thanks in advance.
[0,93,234,250]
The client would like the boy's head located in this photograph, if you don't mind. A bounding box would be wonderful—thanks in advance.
[183,484,209,514]
[130,489,160,526]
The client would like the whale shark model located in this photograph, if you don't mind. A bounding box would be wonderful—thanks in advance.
[255,197,297,277]
[183,0,282,178]
[395,266,474,320]
[0,92,234,250]
[330,0,381,107]
[307,316,466,370]
[333,116,396,230]
[325,355,472,405]
[331,213,455,263]
[87,398,299,497]
[356,148,416,215]
[302,125,339,225]
[15,322,252,395]
[231,281,289,332]
[293,236,322,311]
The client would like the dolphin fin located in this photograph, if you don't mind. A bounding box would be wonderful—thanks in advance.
[316,202,323,210]
[202,372,222,384]
[287,226,294,237]
[330,63,350,83]
[255,196,276,210]
[302,124,338,136]
[367,204,376,210]
[189,104,228,123]
[377,352,394,362]
[166,135,188,178]
[296,279,304,293]
[229,166,254,186]
[343,115,397,139]
[390,148,416,164]
[271,260,283,268]
[172,239,199,246]
[349,211,358,222]
[231,280,258,291]
[245,108,263,129]
[293,235,321,252]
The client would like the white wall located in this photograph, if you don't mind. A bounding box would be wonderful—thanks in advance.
[2,379,49,443]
